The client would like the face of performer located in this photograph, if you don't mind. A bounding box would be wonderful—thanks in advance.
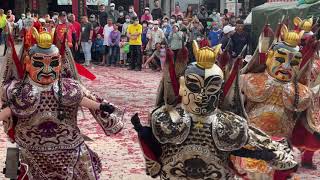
[26,52,61,85]
[179,63,224,116]
[266,46,302,82]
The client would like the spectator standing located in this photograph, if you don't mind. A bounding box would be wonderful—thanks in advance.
[108,23,121,66]
[128,5,138,19]
[168,24,183,62]
[162,17,172,39]
[185,5,193,21]
[127,17,142,71]
[151,0,163,21]
[209,11,222,28]
[171,4,184,18]
[119,35,129,66]
[89,14,99,28]
[68,13,81,61]
[121,15,131,35]
[208,23,222,47]
[102,18,114,65]
[142,21,150,64]
[0,9,7,45]
[197,5,209,28]
[188,19,204,42]
[108,3,120,23]
[55,11,73,48]
[16,13,26,33]
[147,20,165,51]
[92,33,104,64]
[231,20,249,58]
[170,15,176,25]
[7,10,15,22]
[117,11,126,32]
[220,25,235,52]
[97,4,109,27]
[3,15,14,56]
[79,16,93,66]
[52,12,59,24]
[141,7,153,22]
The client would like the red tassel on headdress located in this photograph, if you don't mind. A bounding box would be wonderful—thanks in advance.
[167,49,179,97]
[223,58,243,97]
[300,36,319,70]
[7,35,24,79]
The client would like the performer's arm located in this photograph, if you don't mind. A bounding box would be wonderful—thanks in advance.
[80,96,115,114]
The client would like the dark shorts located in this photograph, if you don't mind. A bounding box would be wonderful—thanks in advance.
[104,45,110,55]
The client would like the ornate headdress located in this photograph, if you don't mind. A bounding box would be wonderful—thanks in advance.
[280,24,304,47]
[192,41,221,69]
[294,17,313,33]
[28,27,59,55]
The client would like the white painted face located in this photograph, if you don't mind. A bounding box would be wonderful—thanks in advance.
[179,63,224,116]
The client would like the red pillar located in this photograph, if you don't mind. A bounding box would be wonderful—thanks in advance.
[72,0,87,21]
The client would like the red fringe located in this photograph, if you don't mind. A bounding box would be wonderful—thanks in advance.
[7,35,24,79]
[167,49,179,97]
[75,63,96,80]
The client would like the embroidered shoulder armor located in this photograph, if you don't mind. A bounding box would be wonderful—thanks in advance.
[5,80,40,117]
[307,85,320,132]
[212,111,249,151]
[282,83,312,112]
[241,73,273,103]
[151,105,192,144]
[53,78,83,106]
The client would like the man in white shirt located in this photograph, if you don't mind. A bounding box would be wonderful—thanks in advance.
[147,20,165,51]
[101,18,114,65]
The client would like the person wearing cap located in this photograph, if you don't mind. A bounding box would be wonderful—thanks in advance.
[151,0,163,21]
[89,14,99,28]
[147,20,165,52]
[141,7,153,22]
[127,16,142,71]
[168,23,183,61]
[231,19,249,58]
[38,18,46,31]
[107,3,120,23]
[220,25,235,53]
[55,11,73,48]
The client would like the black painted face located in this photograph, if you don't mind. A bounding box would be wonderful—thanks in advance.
[181,64,223,116]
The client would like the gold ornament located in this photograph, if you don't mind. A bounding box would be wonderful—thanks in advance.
[294,17,313,33]
[280,24,304,47]
[193,40,221,69]
[32,27,55,49]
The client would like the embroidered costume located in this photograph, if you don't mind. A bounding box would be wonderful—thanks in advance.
[131,41,297,180]
[0,28,123,180]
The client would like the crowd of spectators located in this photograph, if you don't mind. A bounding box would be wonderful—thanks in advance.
[0,1,250,72]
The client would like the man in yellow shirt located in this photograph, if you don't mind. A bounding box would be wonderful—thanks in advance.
[0,9,7,45]
[127,16,142,71]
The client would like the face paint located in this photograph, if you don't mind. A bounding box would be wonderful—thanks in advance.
[180,64,223,116]
[26,53,61,85]
[266,47,302,82]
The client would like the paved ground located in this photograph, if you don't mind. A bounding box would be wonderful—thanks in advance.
[0,44,319,180]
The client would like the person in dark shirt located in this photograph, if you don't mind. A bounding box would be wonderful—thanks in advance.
[231,20,249,58]
[151,0,163,21]
[87,5,108,26]
[117,11,126,32]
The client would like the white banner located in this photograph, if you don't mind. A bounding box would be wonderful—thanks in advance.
[57,0,109,5]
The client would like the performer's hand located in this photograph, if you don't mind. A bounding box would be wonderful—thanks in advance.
[100,103,115,114]
[131,113,142,131]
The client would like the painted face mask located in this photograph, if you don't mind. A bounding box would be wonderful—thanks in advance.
[180,41,223,116]
[266,46,302,82]
[266,25,304,82]
[25,28,61,85]
[26,52,61,85]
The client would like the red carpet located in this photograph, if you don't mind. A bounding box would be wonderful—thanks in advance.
[0,66,319,179]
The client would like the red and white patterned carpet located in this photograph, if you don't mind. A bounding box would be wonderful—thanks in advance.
[0,64,319,179]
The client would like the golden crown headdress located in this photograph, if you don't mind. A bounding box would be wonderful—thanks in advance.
[280,24,304,47]
[192,40,221,69]
[294,17,313,33]
[32,27,55,49]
